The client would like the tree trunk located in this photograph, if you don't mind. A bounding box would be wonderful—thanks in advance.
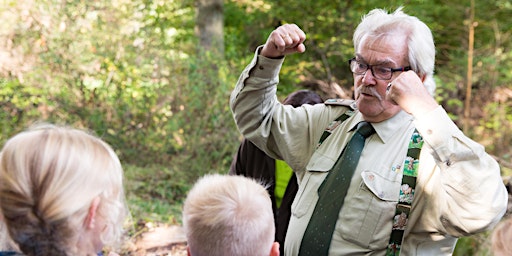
[463,0,476,133]
[196,0,224,57]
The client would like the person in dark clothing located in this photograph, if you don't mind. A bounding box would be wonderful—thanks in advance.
[229,89,323,254]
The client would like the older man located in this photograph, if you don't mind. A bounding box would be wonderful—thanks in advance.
[230,7,507,256]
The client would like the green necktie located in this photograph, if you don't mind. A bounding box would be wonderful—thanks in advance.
[299,121,375,255]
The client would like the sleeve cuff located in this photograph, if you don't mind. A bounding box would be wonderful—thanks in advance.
[413,106,463,150]
[248,45,285,80]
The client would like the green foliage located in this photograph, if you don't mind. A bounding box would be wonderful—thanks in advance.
[1,1,511,254]
[176,51,240,176]
[0,79,47,139]
[454,231,493,256]
[124,163,192,224]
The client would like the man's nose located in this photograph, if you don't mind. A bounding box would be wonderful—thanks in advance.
[361,68,377,85]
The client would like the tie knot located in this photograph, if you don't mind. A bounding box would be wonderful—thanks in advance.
[356,121,375,138]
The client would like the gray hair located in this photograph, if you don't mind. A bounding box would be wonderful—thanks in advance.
[353,7,436,96]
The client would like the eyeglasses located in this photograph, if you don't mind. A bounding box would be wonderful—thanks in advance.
[348,58,411,80]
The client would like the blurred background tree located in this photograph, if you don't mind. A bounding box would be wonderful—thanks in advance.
[1,0,511,254]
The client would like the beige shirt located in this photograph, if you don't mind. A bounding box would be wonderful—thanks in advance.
[230,49,508,255]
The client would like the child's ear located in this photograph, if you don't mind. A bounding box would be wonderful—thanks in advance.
[84,197,101,229]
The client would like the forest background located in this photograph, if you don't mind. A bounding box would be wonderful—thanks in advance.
[1,0,511,255]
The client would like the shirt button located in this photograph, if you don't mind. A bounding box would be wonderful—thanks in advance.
[427,129,433,135]
[258,65,264,70]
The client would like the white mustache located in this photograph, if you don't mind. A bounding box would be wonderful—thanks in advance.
[357,86,383,101]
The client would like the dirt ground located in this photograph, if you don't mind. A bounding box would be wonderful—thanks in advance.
[123,224,187,256]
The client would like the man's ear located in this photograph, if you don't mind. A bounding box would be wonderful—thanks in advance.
[420,73,427,83]
[269,242,280,256]
[84,197,101,229]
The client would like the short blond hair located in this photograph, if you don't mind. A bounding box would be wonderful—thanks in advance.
[183,174,275,256]
[0,124,127,255]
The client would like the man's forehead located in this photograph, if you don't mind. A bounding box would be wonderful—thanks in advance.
[355,53,398,66]
[356,34,408,65]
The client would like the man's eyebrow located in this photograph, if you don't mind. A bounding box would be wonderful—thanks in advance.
[355,54,366,63]
[374,59,395,66]
[355,54,397,66]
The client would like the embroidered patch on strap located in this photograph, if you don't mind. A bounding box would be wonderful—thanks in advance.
[386,129,423,256]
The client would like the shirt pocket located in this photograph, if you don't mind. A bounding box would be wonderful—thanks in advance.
[292,151,334,218]
[338,168,401,250]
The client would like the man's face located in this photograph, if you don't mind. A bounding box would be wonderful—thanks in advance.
[353,34,409,123]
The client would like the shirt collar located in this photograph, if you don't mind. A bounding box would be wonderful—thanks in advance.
[351,110,413,144]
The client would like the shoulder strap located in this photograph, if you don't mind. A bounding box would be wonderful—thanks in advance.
[386,129,424,255]
[316,112,351,148]
[316,99,355,148]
